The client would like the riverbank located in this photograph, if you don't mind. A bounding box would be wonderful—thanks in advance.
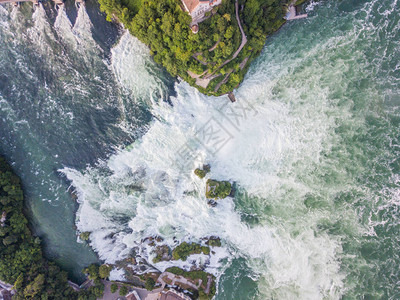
[0,156,98,299]
[75,264,216,300]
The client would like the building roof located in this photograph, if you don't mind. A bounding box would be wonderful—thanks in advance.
[181,0,200,14]
[126,290,141,300]
[159,290,191,300]
[0,289,11,300]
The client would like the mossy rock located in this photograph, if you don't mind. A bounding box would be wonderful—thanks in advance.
[206,237,221,247]
[206,179,231,199]
[201,246,210,255]
[194,164,211,179]
[79,231,91,241]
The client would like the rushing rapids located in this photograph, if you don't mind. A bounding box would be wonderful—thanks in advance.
[1,0,400,298]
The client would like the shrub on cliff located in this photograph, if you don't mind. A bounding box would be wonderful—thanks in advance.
[194,168,207,179]
[194,165,211,179]
[79,231,90,241]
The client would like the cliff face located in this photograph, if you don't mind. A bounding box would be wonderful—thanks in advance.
[98,0,289,96]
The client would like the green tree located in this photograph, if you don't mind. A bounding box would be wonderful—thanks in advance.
[3,235,17,245]
[119,286,128,296]
[224,26,235,39]
[110,283,118,293]
[23,274,45,298]
[99,264,112,279]
[83,264,99,280]
[145,277,155,290]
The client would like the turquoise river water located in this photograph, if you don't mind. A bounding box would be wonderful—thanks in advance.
[0,0,399,299]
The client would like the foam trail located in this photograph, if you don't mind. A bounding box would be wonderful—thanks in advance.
[0,4,9,29]
[27,3,57,55]
[54,6,77,49]
[72,5,98,51]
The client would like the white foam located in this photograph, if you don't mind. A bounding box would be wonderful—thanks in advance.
[0,5,9,30]
[110,32,166,106]
[62,74,346,299]
[109,268,126,281]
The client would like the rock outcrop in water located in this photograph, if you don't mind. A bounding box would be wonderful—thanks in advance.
[206,179,232,199]
[79,231,91,241]
[194,164,210,179]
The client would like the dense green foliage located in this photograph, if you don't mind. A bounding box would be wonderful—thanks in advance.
[206,179,231,199]
[98,0,289,95]
[172,242,210,261]
[99,264,112,279]
[0,157,103,300]
[83,264,100,280]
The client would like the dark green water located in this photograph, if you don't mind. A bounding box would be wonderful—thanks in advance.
[1,0,400,298]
